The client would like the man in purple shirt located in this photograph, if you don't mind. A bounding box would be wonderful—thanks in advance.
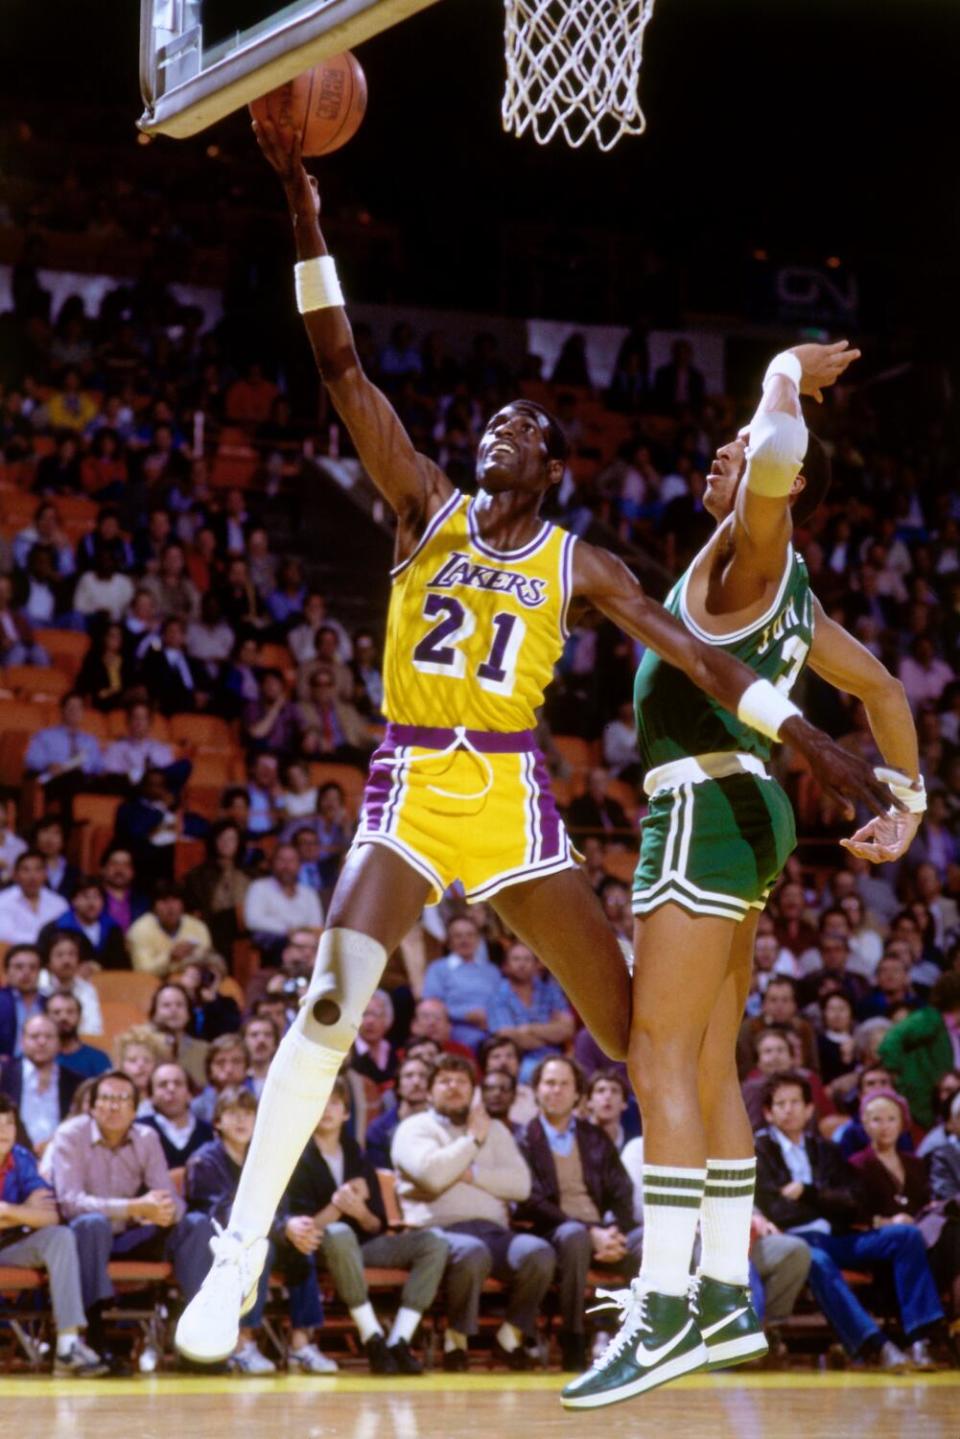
[49,1069,213,1355]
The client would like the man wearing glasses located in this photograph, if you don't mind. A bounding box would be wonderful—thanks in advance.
[49,1069,213,1361]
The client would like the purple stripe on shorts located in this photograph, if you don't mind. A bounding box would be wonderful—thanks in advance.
[361,740,397,833]
[532,747,562,861]
[384,723,536,754]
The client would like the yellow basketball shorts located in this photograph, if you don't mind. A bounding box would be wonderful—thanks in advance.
[354,723,578,905]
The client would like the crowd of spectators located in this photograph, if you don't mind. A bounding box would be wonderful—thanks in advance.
[0,240,959,1378]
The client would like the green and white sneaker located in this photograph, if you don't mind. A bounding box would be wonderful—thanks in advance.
[691,1274,768,1371]
[561,1283,707,1410]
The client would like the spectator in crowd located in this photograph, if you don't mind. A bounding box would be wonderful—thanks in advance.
[140,617,205,715]
[737,977,819,1078]
[407,997,475,1061]
[816,993,859,1085]
[912,861,959,951]
[182,820,252,958]
[186,592,236,679]
[772,883,818,959]
[566,768,631,845]
[517,1056,642,1372]
[850,1089,960,1326]
[486,941,575,1083]
[191,1033,252,1125]
[39,887,127,974]
[186,1086,334,1374]
[756,1072,942,1370]
[838,892,885,979]
[148,983,209,1091]
[0,852,69,945]
[856,950,922,1023]
[0,1094,108,1376]
[899,636,954,712]
[422,915,502,1053]
[0,804,28,884]
[50,1069,213,1362]
[127,881,213,979]
[597,877,633,945]
[99,844,149,936]
[0,945,46,1055]
[297,625,354,702]
[242,1015,279,1100]
[171,952,241,1043]
[741,1028,832,1130]
[297,666,372,764]
[72,544,135,623]
[277,761,317,821]
[478,1066,521,1137]
[114,1026,169,1111]
[140,1062,213,1169]
[0,572,50,666]
[0,1013,81,1152]
[33,816,80,900]
[13,501,74,575]
[652,339,705,413]
[244,754,284,837]
[917,1070,960,1159]
[243,926,315,1012]
[349,990,398,1088]
[102,701,180,790]
[37,930,104,1035]
[392,1055,555,1371]
[797,925,870,1014]
[350,630,384,719]
[878,973,960,1128]
[285,1076,449,1373]
[243,667,301,757]
[585,1069,638,1152]
[243,843,323,960]
[142,542,200,623]
[45,991,110,1080]
[364,1054,434,1169]
[113,768,199,889]
[478,1035,538,1127]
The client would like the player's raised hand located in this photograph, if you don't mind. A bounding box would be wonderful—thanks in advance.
[250,114,318,214]
[789,340,861,403]
[840,809,922,865]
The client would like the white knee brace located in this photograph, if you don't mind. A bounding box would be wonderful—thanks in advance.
[296,927,387,1053]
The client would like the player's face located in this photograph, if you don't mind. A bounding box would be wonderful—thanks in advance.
[476,405,557,495]
[704,435,747,520]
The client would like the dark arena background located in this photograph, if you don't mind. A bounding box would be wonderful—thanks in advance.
[0,1,958,1435]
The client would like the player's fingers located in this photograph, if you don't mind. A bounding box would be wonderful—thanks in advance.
[812,388,823,404]
[822,783,855,820]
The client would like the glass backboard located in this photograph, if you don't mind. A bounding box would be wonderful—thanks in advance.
[139,0,444,139]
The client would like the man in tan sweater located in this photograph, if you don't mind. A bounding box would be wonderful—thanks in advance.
[392,1054,555,1371]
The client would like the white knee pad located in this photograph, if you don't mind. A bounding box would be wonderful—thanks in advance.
[297,927,387,1053]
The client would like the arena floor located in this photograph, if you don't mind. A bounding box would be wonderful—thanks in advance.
[2,1370,958,1439]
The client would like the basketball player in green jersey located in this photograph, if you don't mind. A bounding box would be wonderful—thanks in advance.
[562,343,926,1409]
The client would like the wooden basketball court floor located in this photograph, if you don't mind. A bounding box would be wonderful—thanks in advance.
[1,1370,957,1439]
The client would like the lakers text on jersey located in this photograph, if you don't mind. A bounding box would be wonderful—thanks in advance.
[632,548,812,920]
[356,491,579,903]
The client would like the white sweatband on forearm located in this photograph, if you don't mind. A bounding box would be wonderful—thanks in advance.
[763,350,803,391]
[744,409,808,498]
[874,767,927,815]
[294,255,344,313]
[737,678,802,743]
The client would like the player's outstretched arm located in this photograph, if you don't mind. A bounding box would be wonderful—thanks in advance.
[572,541,896,818]
[807,596,924,862]
[733,342,859,568]
[252,118,452,534]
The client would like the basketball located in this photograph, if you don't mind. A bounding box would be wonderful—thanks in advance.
[249,53,367,157]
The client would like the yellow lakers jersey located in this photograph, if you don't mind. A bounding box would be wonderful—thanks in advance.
[383,491,576,732]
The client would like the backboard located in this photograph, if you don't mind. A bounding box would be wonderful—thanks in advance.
[139,0,444,139]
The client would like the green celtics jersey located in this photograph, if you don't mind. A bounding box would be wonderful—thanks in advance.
[634,546,814,769]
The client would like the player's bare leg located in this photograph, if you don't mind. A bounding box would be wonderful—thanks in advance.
[692,911,768,1369]
[492,867,632,1060]
[176,843,431,1362]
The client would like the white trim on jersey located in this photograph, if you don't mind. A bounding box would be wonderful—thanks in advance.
[679,547,797,647]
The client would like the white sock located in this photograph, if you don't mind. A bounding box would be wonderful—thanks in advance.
[638,1163,707,1297]
[388,1307,422,1346]
[496,1321,522,1352]
[351,1302,383,1344]
[56,1333,79,1357]
[444,1328,468,1352]
[699,1157,756,1287]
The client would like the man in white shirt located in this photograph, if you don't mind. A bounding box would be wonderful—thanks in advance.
[38,930,103,1036]
[102,701,176,788]
[72,545,135,622]
[243,844,323,960]
[0,851,69,945]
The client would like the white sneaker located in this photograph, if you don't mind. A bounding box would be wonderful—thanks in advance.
[175,1226,269,1363]
[287,1342,339,1374]
[227,1340,277,1375]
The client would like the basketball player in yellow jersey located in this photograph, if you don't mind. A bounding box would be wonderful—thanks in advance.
[176,120,896,1368]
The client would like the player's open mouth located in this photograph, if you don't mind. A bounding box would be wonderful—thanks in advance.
[489,441,517,457]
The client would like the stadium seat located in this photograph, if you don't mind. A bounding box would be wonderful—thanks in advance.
[169,714,234,749]
[174,837,206,879]
[97,999,152,1048]
[552,735,598,795]
[91,971,159,1010]
[308,761,367,815]
[39,629,89,675]
[2,666,71,701]
[73,794,122,829]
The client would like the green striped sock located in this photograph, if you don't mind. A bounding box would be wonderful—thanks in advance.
[699,1157,756,1287]
[638,1164,707,1297]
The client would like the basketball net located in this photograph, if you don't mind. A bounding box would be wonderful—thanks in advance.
[502,0,657,152]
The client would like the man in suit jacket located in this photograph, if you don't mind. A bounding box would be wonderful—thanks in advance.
[929,1092,960,1207]
[139,617,205,715]
[0,988,19,1059]
[517,1056,642,1373]
[755,1071,942,1369]
[0,1013,80,1152]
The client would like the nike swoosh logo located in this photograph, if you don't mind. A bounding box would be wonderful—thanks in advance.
[700,1307,749,1341]
[634,1319,695,1369]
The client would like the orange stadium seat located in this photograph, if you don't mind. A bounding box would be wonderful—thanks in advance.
[169,714,234,750]
[2,666,71,700]
[0,731,32,788]
[76,822,115,874]
[95,1000,150,1050]
[91,970,158,1011]
[174,837,205,879]
[39,629,89,676]
[0,699,57,732]
[308,762,367,812]
[73,793,122,829]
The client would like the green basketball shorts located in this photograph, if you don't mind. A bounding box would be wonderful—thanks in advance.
[632,769,796,923]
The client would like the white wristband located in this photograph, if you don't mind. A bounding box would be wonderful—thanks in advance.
[737,678,802,743]
[295,255,344,313]
[763,350,803,391]
[874,767,927,815]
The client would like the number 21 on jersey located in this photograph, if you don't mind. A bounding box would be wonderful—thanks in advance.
[412,594,526,697]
